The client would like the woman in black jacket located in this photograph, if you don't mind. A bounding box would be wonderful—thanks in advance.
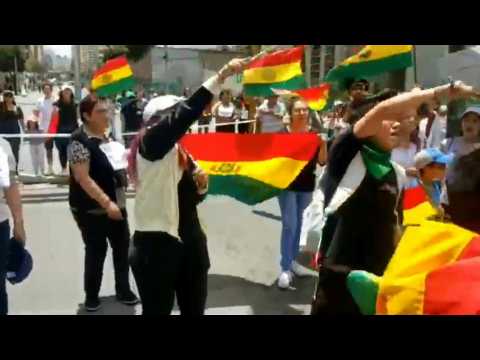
[127,58,246,315]
[54,87,79,175]
[0,91,24,171]
[68,94,138,312]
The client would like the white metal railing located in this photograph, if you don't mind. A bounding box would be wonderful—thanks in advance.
[0,118,257,182]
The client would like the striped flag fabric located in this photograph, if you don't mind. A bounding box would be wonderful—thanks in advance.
[180,133,319,205]
[243,47,307,97]
[325,45,413,84]
[272,83,331,111]
[91,56,136,97]
[402,185,438,225]
[348,220,480,315]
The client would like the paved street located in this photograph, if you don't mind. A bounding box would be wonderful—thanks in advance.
[9,193,317,315]
[5,90,318,315]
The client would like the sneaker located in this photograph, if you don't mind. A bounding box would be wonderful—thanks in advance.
[85,297,102,312]
[277,271,293,290]
[117,291,140,306]
[291,261,313,278]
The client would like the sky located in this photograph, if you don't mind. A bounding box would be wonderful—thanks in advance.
[45,45,221,58]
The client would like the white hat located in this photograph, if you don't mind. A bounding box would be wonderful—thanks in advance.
[61,84,75,94]
[439,105,448,113]
[143,95,185,122]
[461,106,480,120]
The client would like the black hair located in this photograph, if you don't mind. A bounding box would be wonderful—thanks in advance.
[58,88,75,106]
[42,82,53,91]
[79,94,106,123]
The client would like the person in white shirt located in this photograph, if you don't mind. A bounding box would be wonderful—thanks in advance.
[212,89,236,133]
[33,83,55,175]
[0,137,26,315]
[255,95,286,133]
[391,115,420,187]
[418,103,443,149]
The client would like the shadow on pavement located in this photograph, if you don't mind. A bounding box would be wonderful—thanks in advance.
[205,273,316,315]
[252,210,282,222]
[76,295,137,316]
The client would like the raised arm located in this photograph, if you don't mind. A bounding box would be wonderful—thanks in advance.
[141,58,248,161]
[354,82,480,140]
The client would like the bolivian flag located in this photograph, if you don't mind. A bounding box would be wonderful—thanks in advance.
[325,45,413,84]
[243,46,307,97]
[91,56,135,97]
[403,185,438,225]
[180,133,319,205]
[272,84,331,111]
[348,220,480,315]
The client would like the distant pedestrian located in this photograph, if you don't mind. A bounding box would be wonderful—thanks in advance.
[0,91,24,172]
[34,83,55,176]
[53,86,79,175]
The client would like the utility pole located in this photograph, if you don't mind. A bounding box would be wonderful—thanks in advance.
[73,45,81,102]
[13,54,18,95]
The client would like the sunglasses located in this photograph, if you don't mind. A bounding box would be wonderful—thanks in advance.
[3,93,13,98]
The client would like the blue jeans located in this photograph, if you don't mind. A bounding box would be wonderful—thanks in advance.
[0,220,10,315]
[278,191,313,272]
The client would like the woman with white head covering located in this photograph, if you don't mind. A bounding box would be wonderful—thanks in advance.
[127,58,246,315]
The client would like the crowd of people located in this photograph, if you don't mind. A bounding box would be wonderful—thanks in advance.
[0,54,480,316]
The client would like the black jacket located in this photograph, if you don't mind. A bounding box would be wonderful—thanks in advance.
[178,157,210,270]
[69,127,127,212]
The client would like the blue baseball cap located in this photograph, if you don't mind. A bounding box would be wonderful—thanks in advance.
[414,148,454,170]
[6,239,33,285]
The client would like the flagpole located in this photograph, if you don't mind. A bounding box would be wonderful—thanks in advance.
[413,45,418,86]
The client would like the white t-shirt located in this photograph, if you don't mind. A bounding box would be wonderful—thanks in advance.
[217,103,235,119]
[392,143,418,186]
[0,138,17,222]
[257,100,286,133]
[419,114,443,149]
[36,96,55,131]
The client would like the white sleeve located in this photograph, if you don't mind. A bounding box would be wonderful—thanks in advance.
[202,75,222,97]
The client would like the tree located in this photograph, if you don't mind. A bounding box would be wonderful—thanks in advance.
[0,46,26,72]
[25,56,45,73]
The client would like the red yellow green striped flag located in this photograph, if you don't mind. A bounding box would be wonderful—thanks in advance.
[91,56,135,97]
[273,84,331,111]
[243,46,307,97]
[402,185,438,225]
[180,133,319,205]
[347,220,480,315]
[325,45,413,84]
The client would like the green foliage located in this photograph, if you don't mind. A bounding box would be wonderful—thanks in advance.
[0,46,26,72]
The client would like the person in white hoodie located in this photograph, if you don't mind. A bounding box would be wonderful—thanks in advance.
[127,58,246,315]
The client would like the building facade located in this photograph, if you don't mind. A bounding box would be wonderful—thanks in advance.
[131,46,245,95]
[79,45,107,75]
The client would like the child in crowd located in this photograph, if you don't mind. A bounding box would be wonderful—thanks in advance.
[414,148,453,220]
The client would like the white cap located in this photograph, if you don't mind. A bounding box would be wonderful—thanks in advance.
[143,95,185,122]
[61,84,75,94]
[439,105,448,113]
[461,106,480,120]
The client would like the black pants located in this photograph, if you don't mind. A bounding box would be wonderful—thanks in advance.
[54,138,69,169]
[5,137,20,172]
[0,220,9,315]
[72,210,133,300]
[130,231,208,315]
[310,265,361,315]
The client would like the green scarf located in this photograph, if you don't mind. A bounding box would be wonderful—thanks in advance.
[360,142,393,180]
